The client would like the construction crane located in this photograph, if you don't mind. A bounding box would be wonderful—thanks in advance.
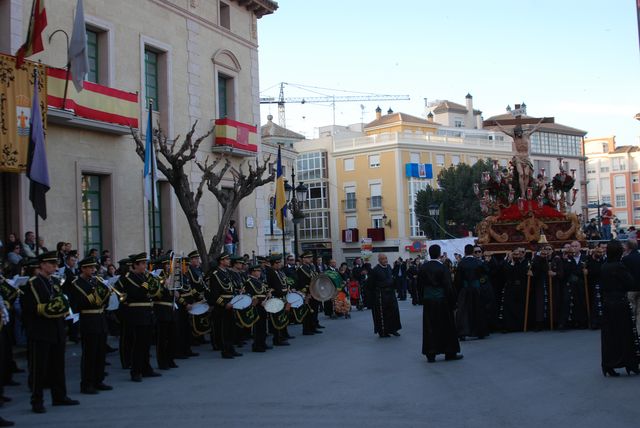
[260,82,410,129]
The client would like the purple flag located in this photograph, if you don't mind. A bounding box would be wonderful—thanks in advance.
[26,69,49,220]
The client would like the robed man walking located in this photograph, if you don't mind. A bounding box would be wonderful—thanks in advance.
[418,245,462,362]
[368,254,401,337]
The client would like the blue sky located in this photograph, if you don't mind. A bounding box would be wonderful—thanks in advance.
[258,0,640,144]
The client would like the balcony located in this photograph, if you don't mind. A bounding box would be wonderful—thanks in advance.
[367,228,385,242]
[342,228,359,243]
[342,199,357,212]
[367,196,383,210]
[213,118,258,157]
[46,66,139,135]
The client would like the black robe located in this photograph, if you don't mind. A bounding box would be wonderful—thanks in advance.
[500,259,530,332]
[586,256,605,329]
[417,261,459,356]
[454,256,489,338]
[560,256,589,329]
[600,261,640,370]
[530,255,551,329]
[368,264,401,336]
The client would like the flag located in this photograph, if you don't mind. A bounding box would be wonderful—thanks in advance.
[274,145,287,230]
[26,69,49,220]
[69,0,89,92]
[15,0,48,69]
[143,104,157,205]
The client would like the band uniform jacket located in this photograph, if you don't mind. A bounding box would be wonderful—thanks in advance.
[266,267,288,298]
[21,275,69,343]
[118,272,155,326]
[295,264,316,294]
[208,268,236,308]
[69,276,108,335]
[153,272,176,323]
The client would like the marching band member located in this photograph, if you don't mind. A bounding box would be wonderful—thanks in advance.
[175,252,200,358]
[244,264,271,352]
[296,252,322,335]
[266,255,291,346]
[153,255,178,370]
[208,252,242,359]
[68,257,113,395]
[118,253,161,382]
[115,257,133,370]
[21,251,79,414]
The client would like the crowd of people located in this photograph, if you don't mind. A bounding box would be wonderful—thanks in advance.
[1,231,639,425]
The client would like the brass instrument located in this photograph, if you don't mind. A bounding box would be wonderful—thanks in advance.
[164,251,185,291]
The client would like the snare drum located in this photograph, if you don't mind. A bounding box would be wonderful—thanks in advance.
[286,292,304,309]
[230,294,252,310]
[189,302,210,316]
[263,297,285,314]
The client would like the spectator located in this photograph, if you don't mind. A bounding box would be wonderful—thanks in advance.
[37,236,48,253]
[56,241,67,267]
[21,231,36,258]
[601,207,612,240]
[224,220,239,255]
[6,242,23,269]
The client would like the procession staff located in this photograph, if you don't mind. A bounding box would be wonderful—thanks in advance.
[244,264,271,352]
[118,252,162,382]
[21,251,79,414]
[296,252,322,335]
[153,256,178,370]
[69,257,113,395]
[266,255,291,346]
[175,251,201,358]
[208,252,242,359]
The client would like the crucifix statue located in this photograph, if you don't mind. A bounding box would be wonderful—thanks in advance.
[484,104,554,199]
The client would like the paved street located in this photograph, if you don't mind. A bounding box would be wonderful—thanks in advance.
[2,301,638,427]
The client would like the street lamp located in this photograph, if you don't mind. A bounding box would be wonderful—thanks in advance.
[282,168,307,258]
[428,203,441,239]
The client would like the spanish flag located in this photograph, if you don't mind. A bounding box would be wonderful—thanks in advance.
[15,0,48,69]
[274,145,287,230]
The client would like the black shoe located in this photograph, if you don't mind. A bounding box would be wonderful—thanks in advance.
[32,403,46,414]
[142,371,161,378]
[273,341,290,346]
[168,362,179,368]
[252,347,266,353]
[302,332,315,336]
[625,365,640,375]
[264,345,273,350]
[106,345,118,354]
[186,352,200,357]
[232,351,243,357]
[221,353,235,359]
[131,374,142,382]
[80,387,98,395]
[0,396,11,403]
[0,416,15,426]
[391,331,401,337]
[52,397,80,406]
[104,361,111,366]
[12,368,25,374]
[158,365,170,370]
[174,355,189,360]
[4,380,19,387]
[444,354,464,361]
[426,355,436,363]
[316,325,326,329]
[284,335,295,339]
[95,383,113,391]
[313,329,323,334]
[602,367,620,377]
[379,334,390,338]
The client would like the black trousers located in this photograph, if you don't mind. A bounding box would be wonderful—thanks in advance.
[304,299,319,333]
[29,339,68,405]
[252,307,268,349]
[156,320,175,368]
[119,319,133,369]
[175,308,193,356]
[219,308,236,355]
[130,325,153,377]
[81,333,106,388]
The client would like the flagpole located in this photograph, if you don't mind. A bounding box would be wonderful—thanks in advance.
[33,66,40,256]
[149,100,157,258]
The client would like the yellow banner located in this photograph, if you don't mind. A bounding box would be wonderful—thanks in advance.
[0,54,47,173]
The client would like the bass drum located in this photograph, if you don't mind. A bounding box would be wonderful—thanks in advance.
[309,274,337,302]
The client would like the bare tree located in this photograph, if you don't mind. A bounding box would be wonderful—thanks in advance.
[131,122,274,271]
